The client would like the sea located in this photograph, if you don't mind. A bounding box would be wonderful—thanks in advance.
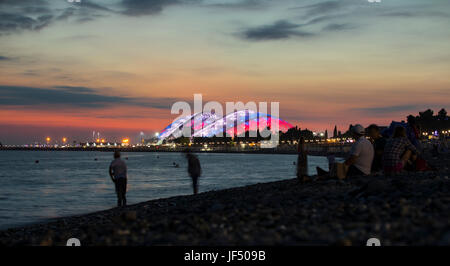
[0,150,329,229]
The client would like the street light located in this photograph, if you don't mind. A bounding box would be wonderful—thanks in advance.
[122,138,130,146]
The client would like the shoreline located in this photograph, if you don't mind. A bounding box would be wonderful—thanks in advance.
[0,153,449,246]
[0,147,348,157]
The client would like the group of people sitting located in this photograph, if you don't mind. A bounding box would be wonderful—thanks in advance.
[350,123,420,177]
[298,123,428,181]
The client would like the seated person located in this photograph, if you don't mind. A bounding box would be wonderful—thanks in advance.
[344,124,375,177]
[383,126,418,175]
[367,124,387,173]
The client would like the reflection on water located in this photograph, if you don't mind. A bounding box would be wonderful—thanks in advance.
[0,151,329,229]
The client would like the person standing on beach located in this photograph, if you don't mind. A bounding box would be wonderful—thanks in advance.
[185,151,201,195]
[296,137,309,182]
[109,151,128,207]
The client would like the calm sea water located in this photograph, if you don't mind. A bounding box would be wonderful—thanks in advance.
[0,151,328,229]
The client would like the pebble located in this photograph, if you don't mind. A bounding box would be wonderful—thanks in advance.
[122,211,137,221]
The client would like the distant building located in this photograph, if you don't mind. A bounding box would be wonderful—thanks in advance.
[158,110,293,143]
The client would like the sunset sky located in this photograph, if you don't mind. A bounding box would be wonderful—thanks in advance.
[1,0,449,144]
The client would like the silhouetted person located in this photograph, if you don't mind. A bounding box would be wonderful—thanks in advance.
[109,151,128,207]
[383,126,418,175]
[407,116,422,151]
[367,124,386,173]
[296,137,309,182]
[185,151,201,195]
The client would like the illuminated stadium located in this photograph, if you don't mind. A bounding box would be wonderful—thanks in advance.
[158,110,294,142]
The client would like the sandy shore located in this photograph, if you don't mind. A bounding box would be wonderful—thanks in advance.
[0,154,449,246]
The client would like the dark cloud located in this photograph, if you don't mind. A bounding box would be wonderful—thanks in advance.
[33,14,53,30]
[292,1,344,17]
[204,0,267,10]
[118,0,269,16]
[322,23,354,31]
[0,56,11,61]
[352,105,420,115]
[303,14,340,25]
[52,85,97,94]
[0,0,49,11]
[55,8,76,21]
[288,0,367,31]
[22,70,39,76]
[120,0,181,16]
[0,0,112,35]
[295,1,450,22]
[0,0,47,4]
[81,1,114,12]
[241,20,314,41]
[0,12,38,33]
[380,10,450,18]
[237,1,365,41]
[380,12,415,18]
[21,6,52,14]
[0,85,179,110]
[0,0,191,34]
[55,1,113,22]
[0,0,52,34]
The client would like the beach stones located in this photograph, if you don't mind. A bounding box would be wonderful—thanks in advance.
[209,203,225,212]
[122,211,137,222]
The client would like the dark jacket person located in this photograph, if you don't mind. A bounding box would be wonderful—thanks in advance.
[185,152,201,195]
[109,151,128,207]
[367,124,387,173]
[296,137,309,182]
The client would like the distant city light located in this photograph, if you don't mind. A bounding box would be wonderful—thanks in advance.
[122,138,129,144]
[46,137,51,142]
[62,137,67,143]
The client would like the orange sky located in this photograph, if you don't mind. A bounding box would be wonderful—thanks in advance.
[0,0,449,144]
